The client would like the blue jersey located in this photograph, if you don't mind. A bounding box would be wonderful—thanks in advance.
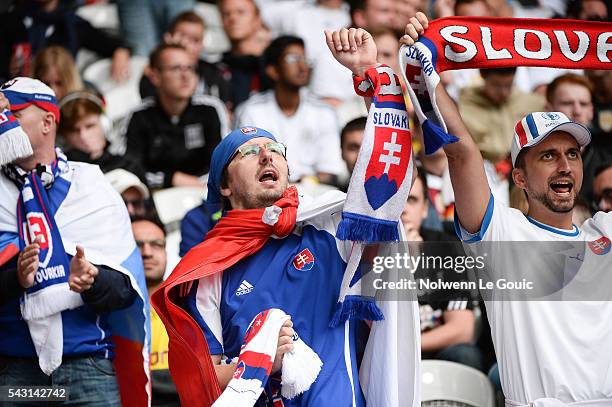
[185,211,365,406]
[0,279,115,358]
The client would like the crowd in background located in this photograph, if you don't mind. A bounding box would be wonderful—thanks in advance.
[1,0,610,404]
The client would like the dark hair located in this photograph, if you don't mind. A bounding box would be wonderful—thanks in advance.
[263,35,305,67]
[349,0,367,15]
[149,43,187,70]
[546,73,594,104]
[594,164,612,178]
[168,10,205,33]
[341,116,367,147]
[58,91,104,135]
[480,67,517,77]
[131,214,166,237]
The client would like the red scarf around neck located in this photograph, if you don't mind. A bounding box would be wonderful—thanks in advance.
[151,186,299,407]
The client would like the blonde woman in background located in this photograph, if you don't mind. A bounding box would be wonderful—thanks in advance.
[32,45,84,101]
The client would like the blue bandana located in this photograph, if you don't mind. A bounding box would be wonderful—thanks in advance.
[207,126,277,209]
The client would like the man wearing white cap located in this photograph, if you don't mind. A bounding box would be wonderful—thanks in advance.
[0,77,149,405]
[399,13,612,406]
[105,168,152,217]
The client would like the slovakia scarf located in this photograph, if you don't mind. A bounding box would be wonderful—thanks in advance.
[12,153,82,376]
[0,153,150,406]
[152,186,421,407]
[213,309,322,406]
[331,64,452,327]
[399,17,612,152]
[151,186,300,406]
[0,109,33,166]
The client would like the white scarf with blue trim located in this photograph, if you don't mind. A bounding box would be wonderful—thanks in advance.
[0,152,149,377]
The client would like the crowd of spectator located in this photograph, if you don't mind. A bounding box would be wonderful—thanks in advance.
[0,0,609,404]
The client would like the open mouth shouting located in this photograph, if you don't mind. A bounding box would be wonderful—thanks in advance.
[549,179,574,198]
[258,167,279,186]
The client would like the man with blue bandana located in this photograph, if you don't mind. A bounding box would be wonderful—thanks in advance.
[153,26,420,407]
[175,126,365,405]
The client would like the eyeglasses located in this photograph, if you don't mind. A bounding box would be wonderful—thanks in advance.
[158,65,197,75]
[135,239,166,250]
[284,54,309,65]
[233,142,287,159]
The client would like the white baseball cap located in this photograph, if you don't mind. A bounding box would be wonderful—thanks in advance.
[511,112,591,167]
[104,168,150,199]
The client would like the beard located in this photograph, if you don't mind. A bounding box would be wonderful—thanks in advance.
[531,189,576,213]
[253,188,285,208]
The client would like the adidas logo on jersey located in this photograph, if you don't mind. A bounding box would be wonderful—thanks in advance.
[235,280,254,296]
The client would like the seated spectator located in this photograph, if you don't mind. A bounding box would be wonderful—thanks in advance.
[545,74,594,127]
[58,91,146,181]
[235,36,344,184]
[263,0,352,105]
[105,168,153,218]
[403,171,482,371]
[593,165,612,213]
[131,215,180,407]
[140,11,232,108]
[459,67,545,164]
[338,116,366,191]
[124,43,229,189]
[0,0,131,83]
[219,0,272,108]
[32,46,87,101]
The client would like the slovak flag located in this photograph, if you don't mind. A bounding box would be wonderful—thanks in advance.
[589,237,611,255]
[364,126,412,211]
[337,65,414,243]
[292,248,315,271]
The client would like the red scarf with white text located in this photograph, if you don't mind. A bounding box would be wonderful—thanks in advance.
[399,17,612,154]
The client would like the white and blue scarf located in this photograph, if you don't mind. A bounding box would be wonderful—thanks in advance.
[0,109,33,166]
[0,152,151,404]
[3,151,82,375]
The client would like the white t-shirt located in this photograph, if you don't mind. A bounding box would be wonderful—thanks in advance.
[234,90,345,181]
[456,195,612,406]
[261,1,354,101]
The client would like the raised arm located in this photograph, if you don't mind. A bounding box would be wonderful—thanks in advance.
[324,27,379,110]
[400,13,490,234]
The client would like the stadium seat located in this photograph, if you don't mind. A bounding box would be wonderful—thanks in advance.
[421,360,495,407]
[152,186,206,232]
[82,56,148,121]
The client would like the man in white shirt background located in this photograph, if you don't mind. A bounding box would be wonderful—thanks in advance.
[235,35,345,185]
